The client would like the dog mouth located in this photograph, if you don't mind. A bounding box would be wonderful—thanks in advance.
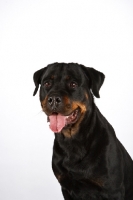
[47,108,80,133]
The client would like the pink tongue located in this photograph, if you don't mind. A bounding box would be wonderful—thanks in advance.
[49,114,66,133]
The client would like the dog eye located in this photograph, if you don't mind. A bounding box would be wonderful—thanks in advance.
[44,81,51,88]
[69,81,78,89]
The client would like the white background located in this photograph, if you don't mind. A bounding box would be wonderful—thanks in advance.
[0,0,133,199]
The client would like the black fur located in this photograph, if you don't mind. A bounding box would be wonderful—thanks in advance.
[33,63,133,200]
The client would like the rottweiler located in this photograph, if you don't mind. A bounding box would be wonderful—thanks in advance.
[33,63,133,200]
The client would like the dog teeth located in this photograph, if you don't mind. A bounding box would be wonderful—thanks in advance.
[65,109,79,126]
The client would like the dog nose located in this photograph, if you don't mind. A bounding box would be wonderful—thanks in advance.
[48,96,62,108]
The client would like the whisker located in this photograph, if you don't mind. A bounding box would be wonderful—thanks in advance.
[34,110,43,116]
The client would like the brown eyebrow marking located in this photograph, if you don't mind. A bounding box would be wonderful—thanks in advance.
[65,76,70,80]
[51,75,55,79]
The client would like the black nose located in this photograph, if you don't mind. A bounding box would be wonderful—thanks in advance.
[48,96,62,108]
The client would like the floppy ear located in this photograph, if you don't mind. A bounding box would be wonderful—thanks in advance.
[81,66,105,98]
[88,68,105,98]
[33,67,47,96]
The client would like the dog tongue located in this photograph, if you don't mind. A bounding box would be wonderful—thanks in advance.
[49,114,66,133]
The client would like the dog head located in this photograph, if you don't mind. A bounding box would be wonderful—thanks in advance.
[33,63,105,137]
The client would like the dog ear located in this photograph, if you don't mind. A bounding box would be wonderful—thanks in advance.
[33,67,47,96]
[81,66,105,98]
[88,68,105,98]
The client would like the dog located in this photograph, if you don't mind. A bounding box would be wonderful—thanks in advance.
[33,63,133,200]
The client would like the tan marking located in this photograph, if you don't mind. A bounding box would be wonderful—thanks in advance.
[62,101,87,138]
[55,174,65,182]
[41,96,48,111]
[71,101,87,114]
[63,96,70,104]
[90,178,104,188]
[85,92,89,100]
[62,128,72,138]
[63,96,71,109]
[56,174,62,182]
[65,76,70,80]
[51,75,55,79]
